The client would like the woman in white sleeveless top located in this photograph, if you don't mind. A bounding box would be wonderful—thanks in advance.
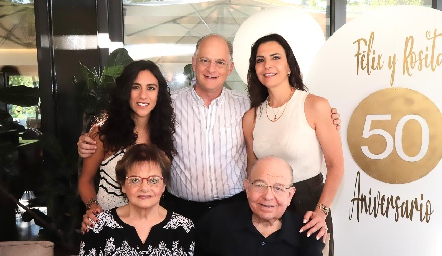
[243,34,344,256]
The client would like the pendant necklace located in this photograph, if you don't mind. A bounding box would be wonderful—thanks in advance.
[265,88,294,122]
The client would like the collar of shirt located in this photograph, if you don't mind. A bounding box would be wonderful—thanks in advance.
[191,86,226,107]
[230,202,301,248]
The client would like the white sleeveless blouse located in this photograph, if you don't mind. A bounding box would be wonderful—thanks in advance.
[253,90,324,183]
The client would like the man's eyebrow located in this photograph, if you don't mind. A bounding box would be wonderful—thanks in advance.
[210,57,228,62]
[199,57,228,61]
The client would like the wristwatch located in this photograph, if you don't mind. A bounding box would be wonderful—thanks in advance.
[316,203,329,216]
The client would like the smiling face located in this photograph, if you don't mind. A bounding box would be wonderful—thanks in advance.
[129,70,159,122]
[121,161,166,210]
[192,35,234,94]
[255,41,291,90]
[244,157,295,223]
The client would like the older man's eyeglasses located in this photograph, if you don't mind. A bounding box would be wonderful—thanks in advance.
[198,58,228,68]
[126,175,163,187]
[248,180,291,195]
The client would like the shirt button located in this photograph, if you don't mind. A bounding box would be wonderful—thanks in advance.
[261,242,265,246]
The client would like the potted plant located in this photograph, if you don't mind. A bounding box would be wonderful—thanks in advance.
[0,48,133,253]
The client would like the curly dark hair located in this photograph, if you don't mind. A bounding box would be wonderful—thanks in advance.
[247,33,307,110]
[115,143,171,187]
[98,60,176,160]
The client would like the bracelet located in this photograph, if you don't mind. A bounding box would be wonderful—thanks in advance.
[316,203,330,216]
[85,198,99,209]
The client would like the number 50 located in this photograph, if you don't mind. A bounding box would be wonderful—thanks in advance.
[361,114,429,162]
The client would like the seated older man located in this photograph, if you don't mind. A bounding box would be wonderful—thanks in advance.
[195,156,325,256]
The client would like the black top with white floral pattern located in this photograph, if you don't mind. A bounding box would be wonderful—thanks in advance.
[79,208,195,256]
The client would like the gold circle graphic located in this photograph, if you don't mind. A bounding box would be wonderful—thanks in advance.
[347,88,442,184]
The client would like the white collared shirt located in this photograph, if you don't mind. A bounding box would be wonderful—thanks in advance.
[169,86,250,202]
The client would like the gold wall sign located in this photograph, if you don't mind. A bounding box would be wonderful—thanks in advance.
[349,171,433,223]
[353,29,442,86]
[347,87,442,184]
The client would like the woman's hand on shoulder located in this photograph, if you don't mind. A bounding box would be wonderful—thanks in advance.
[299,209,328,243]
[81,205,103,234]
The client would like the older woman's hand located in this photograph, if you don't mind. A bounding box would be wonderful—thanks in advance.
[81,205,102,234]
[299,209,328,243]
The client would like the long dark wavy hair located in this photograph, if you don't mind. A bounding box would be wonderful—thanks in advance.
[98,60,176,160]
[247,33,307,110]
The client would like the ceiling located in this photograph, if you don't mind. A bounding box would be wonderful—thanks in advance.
[0,1,37,76]
[123,0,317,90]
[0,0,321,79]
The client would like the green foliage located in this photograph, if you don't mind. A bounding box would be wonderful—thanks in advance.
[183,64,194,86]
[33,133,83,248]
[8,76,37,87]
[308,0,318,9]
[104,48,133,73]
[38,133,65,164]
[77,48,133,129]
[347,0,423,10]
[0,76,40,128]
[9,105,37,119]
[369,0,423,6]
[11,0,34,3]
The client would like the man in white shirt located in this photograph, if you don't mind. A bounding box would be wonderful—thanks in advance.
[163,34,250,220]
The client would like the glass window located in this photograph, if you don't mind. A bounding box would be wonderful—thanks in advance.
[6,75,40,129]
[123,0,329,92]
[346,0,430,23]
[0,0,40,130]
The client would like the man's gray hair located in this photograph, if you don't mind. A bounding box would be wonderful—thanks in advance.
[194,33,233,61]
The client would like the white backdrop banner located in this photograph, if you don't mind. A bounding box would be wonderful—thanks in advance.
[306,6,442,256]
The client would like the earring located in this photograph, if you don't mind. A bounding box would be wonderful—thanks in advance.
[288,72,291,76]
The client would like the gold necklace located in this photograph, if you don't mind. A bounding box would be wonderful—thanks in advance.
[265,88,294,122]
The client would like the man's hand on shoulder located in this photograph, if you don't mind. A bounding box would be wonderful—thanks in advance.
[331,108,341,131]
[77,133,98,158]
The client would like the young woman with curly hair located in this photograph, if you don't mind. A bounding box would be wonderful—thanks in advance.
[78,60,176,232]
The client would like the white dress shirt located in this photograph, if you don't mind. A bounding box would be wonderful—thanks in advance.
[169,86,250,202]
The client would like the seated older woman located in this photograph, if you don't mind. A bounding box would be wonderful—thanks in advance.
[79,144,195,255]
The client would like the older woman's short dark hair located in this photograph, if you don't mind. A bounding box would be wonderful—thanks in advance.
[115,144,171,186]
